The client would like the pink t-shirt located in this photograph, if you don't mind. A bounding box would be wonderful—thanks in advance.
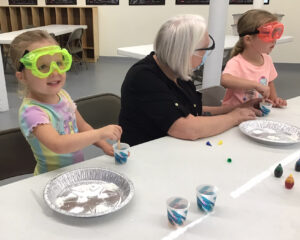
[222,53,277,106]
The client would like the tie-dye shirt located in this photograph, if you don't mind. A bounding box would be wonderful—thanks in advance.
[19,89,84,175]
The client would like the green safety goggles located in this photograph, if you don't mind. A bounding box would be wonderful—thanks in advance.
[19,45,72,78]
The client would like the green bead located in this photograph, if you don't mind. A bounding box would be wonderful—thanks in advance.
[274,164,283,178]
[227,158,232,163]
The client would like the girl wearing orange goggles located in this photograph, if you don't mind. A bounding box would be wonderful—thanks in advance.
[221,9,287,108]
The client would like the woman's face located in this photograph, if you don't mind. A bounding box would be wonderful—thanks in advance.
[191,32,210,69]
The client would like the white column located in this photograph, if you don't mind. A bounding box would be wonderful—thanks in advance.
[253,0,264,9]
[202,0,230,89]
[0,45,9,112]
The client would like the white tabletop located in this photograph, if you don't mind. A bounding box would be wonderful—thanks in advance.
[117,35,294,59]
[0,24,88,44]
[0,97,299,239]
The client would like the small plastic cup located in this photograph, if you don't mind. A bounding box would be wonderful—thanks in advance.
[113,142,130,164]
[259,101,272,116]
[196,185,218,213]
[166,197,190,227]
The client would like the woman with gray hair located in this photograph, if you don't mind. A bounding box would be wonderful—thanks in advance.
[119,14,261,146]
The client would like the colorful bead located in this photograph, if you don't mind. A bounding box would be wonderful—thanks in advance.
[285,174,294,189]
[227,158,232,163]
[206,141,212,146]
[295,159,300,172]
[274,164,283,178]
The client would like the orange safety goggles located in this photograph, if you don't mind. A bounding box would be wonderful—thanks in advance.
[239,21,284,42]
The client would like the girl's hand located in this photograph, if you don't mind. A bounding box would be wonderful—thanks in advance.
[255,84,270,99]
[272,97,287,108]
[98,125,122,141]
[99,140,114,156]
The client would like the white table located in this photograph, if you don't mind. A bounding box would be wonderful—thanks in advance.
[0,24,87,112]
[117,35,294,59]
[0,96,299,240]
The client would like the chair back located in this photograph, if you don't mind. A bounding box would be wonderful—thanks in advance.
[0,128,35,180]
[66,28,84,54]
[75,93,121,129]
[49,32,56,40]
[200,86,225,106]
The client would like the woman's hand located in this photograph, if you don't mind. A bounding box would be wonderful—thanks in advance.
[239,98,263,116]
[228,107,257,126]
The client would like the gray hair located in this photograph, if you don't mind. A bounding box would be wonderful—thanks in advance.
[154,14,207,81]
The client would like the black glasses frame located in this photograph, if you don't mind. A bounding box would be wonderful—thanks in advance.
[195,34,215,51]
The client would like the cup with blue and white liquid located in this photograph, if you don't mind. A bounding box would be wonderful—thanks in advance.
[259,101,272,116]
[113,142,130,164]
[196,185,218,213]
[166,197,190,227]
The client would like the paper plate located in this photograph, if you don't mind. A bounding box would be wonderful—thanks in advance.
[239,120,300,146]
[44,168,134,217]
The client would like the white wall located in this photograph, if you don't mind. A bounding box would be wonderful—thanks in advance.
[0,0,299,63]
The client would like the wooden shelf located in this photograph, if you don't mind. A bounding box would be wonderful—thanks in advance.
[0,6,99,62]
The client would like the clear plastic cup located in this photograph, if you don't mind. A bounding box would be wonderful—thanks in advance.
[196,185,218,213]
[113,142,130,164]
[259,101,272,116]
[166,197,190,227]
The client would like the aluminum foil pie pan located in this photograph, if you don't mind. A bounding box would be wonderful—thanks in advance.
[44,167,134,217]
[239,120,300,146]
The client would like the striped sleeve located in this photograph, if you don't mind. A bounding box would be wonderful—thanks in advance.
[19,105,50,137]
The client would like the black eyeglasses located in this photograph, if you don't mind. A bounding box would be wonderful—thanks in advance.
[195,35,215,52]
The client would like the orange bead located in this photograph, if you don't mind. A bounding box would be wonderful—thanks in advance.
[285,174,294,189]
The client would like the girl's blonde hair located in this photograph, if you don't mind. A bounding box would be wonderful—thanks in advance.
[154,14,207,81]
[231,9,278,58]
[9,30,58,97]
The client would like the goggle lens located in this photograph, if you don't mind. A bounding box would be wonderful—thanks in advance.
[257,22,284,42]
[36,52,68,74]
[20,45,72,78]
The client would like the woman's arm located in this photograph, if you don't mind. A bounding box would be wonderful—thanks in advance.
[75,110,116,156]
[33,111,122,154]
[203,98,262,116]
[167,107,256,141]
[222,73,270,98]
[202,105,234,116]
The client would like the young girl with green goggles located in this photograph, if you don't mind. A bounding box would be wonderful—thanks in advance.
[221,9,287,108]
[10,30,122,175]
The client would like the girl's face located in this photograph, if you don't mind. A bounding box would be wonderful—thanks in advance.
[17,40,67,103]
[251,35,277,55]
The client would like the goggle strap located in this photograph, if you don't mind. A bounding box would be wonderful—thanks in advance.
[239,30,259,37]
[18,50,29,72]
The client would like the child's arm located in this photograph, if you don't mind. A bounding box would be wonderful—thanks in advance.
[32,120,122,154]
[221,73,270,99]
[75,110,117,156]
[269,81,287,107]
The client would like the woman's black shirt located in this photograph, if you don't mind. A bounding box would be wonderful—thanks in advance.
[119,52,203,146]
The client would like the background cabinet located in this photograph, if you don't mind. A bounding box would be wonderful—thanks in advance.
[0,6,99,62]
